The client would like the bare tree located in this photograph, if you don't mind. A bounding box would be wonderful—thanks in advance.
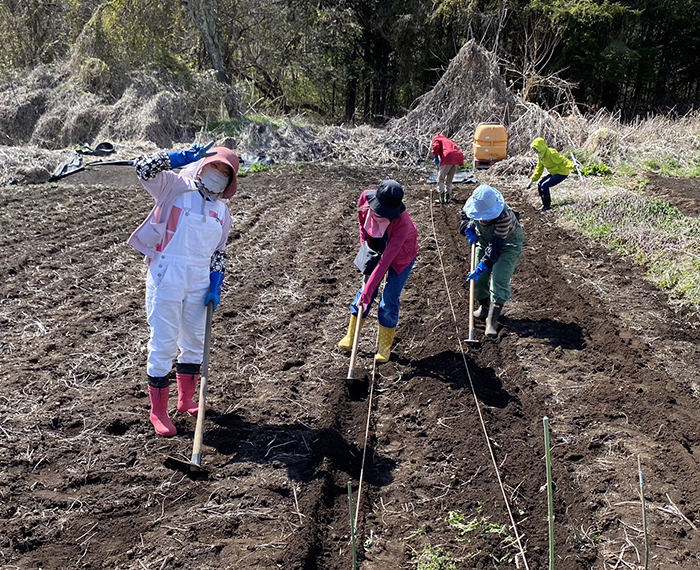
[506,16,577,110]
[180,0,230,84]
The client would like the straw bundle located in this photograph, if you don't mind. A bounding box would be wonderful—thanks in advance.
[390,41,574,160]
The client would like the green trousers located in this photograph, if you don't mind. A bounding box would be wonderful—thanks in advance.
[474,225,524,305]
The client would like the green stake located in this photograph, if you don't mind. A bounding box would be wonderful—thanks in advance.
[543,417,555,570]
[348,481,358,570]
[638,456,650,570]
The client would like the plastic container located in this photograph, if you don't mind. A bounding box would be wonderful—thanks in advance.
[473,122,508,168]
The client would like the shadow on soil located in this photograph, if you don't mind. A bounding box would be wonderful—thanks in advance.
[201,414,396,486]
[502,317,586,349]
[396,350,516,409]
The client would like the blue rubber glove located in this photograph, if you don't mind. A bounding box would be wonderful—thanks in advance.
[467,261,488,282]
[433,156,440,165]
[458,211,478,244]
[168,141,217,169]
[204,271,224,311]
[464,226,479,245]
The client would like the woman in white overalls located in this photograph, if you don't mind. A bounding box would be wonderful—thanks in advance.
[128,142,239,436]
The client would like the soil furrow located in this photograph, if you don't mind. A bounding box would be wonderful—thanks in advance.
[1,165,699,569]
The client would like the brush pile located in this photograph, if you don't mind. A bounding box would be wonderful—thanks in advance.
[390,41,516,157]
[390,41,575,160]
[0,63,238,151]
[3,40,699,181]
[489,155,536,177]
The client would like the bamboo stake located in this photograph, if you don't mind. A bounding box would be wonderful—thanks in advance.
[638,456,650,570]
[348,481,358,570]
[543,417,555,570]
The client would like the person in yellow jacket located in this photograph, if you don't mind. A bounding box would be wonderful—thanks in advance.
[527,137,573,212]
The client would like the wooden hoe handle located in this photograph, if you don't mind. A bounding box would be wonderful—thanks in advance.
[347,307,364,380]
[191,302,214,467]
[468,243,476,341]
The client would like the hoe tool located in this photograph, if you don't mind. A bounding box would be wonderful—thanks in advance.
[165,302,214,474]
[346,304,364,382]
[466,243,480,345]
[345,279,370,398]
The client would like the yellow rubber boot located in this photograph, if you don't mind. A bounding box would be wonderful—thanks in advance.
[338,314,364,351]
[375,325,397,363]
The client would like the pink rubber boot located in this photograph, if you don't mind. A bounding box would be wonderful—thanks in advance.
[176,373,210,415]
[148,386,177,437]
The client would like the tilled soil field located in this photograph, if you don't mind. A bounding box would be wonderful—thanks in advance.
[1,162,699,570]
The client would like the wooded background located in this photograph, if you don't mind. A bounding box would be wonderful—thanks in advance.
[1,0,698,124]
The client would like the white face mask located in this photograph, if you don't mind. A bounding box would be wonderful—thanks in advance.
[197,166,229,196]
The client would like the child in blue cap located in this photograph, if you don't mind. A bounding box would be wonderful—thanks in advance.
[459,184,524,337]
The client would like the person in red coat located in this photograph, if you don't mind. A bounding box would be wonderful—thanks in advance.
[432,134,465,204]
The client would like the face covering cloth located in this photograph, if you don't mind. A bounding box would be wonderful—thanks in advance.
[198,166,229,195]
[364,209,390,238]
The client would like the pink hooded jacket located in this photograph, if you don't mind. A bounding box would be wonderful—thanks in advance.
[357,190,419,306]
[127,164,233,264]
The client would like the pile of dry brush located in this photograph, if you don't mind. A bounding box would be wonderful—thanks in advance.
[1,40,699,185]
[390,41,575,158]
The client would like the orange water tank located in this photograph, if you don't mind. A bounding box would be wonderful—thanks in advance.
[473,122,508,168]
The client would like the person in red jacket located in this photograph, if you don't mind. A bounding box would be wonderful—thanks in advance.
[432,134,465,204]
[338,180,419,363]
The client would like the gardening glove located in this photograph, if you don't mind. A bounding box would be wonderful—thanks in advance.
[168,141,217,170]
[204,271,224,311]
[354,297,370,317]
[458,212,478,244]
[467,261,488,282]
[433,156,440,165]
[526,180,533,189]
[463,225,479,245]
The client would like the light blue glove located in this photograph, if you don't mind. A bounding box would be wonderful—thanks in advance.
[467,261,488,282]
[168,141,217,170]
[433,156,440,165]
[204,271,224,311]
